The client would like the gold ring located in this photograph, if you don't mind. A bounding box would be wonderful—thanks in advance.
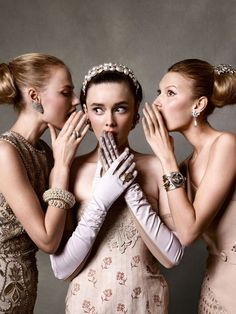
[72,130,81,139]
[122,172,133,183]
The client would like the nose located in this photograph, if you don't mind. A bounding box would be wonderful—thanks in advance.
[72,93,79,107]
[153,95,162,109]
[105,111,116,128]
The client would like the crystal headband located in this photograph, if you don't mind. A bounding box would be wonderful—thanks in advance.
[214,64,236,75]
[82,62,139,94]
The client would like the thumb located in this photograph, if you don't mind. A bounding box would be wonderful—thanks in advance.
[48,123,57,144]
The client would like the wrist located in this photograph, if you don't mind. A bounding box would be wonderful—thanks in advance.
[50,166,70,189]
[162,171,186,192]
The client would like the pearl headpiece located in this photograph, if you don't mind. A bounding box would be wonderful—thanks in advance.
[82,62,139,94]
[214,64,236,75]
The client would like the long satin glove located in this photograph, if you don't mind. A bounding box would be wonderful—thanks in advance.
[50,149,137,280]
[100,132,184,268]
[124,183,184,268]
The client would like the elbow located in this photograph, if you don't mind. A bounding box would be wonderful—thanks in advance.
[38,241,60,254]
[178,231,198,247]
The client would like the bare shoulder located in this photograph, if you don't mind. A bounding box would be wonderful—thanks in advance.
[0,140,20,165]
[211,132,236,155]
[70,151,97,201]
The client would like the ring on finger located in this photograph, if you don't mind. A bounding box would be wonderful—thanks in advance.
[72,130,81,139]
[122,172,133,183]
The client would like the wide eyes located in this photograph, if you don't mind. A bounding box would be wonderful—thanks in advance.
[92,107,103,115]
[92,106,128,115]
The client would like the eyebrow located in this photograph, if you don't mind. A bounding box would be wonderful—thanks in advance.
[90,101,129,107]
[61,84,74,89]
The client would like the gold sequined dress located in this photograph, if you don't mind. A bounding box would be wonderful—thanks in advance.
[0,131,52,313]
[183,160,236,314]
[66,198,169,314]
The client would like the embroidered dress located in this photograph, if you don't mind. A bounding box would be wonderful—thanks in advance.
[183,160,236,314]
[0,131,52,313]
[66,198,168,314]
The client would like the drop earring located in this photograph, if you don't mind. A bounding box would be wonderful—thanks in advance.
[32,101,44,114]
[192,109,200,127]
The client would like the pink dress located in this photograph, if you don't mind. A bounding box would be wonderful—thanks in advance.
[184,160,236,313]
[65,198,169,314]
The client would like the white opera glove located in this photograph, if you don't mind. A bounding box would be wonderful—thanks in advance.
[50,149,137,280]
[125,183,184,268]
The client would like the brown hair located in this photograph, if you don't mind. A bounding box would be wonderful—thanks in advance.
[0,53,68,111]
[168,59,236,117]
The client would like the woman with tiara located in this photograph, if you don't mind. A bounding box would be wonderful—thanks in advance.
[142,59,236,313]
[50,62,184,313]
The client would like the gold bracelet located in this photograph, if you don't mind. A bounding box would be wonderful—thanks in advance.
[43,188,76,209]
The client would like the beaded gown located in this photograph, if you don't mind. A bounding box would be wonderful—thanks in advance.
[65,197,169,314]
[0,131,52,313]
[183,160,236,314]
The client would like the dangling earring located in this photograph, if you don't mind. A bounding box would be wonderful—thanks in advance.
[132,113,140,129]
[192,109,200,127]
[32,101,44,114]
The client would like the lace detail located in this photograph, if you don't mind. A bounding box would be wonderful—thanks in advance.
[0,131,52,312]
[199,276,227,314]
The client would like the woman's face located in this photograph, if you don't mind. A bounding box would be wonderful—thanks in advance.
[85,81,135,148]
[40,66,78,129]
[153,71,196,131]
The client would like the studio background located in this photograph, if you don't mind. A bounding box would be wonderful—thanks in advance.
[0,0,235,313]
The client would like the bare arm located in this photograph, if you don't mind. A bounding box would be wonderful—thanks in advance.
[0,111,89,253]
[143,103,236,246]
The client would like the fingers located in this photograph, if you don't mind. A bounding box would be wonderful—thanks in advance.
[99,132,119,170]
[142,102,159,135]
[151,104,168,137]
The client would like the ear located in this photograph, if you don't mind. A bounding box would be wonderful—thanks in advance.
[28,88,40,102]
[192,96,208,114]
[83,103,88,113]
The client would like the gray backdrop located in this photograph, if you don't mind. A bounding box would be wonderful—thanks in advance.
[0,0,235,313]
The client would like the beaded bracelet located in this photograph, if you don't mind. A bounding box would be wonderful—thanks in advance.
[43,188,76,210]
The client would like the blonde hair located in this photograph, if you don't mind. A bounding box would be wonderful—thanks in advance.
[0,53,68,111]
[168,59,236,116]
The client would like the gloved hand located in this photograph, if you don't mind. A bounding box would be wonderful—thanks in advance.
[124,183,184,268]
[100,132,184,268]
[50,148,137,280]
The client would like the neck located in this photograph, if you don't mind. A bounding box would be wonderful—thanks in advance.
[181,120,219,154]
[10,110,47,146]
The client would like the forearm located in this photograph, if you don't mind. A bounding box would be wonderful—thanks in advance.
[166,189,199,245]
[50,198,108,280]
[125,183,184,268]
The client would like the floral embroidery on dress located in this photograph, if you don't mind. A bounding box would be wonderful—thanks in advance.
[72,283,80,295]
[153,294,162,307]
[199,276,227,314]
[101,289,112,302]
[117,303,128,313]
[82,300,97,314]
[101,257,112,270]
[4,264,25,304]
[116,272,127,285]
[131,286,142,299]
[87,269,97,287]
[131,255,141,268]
[106,214,140,254]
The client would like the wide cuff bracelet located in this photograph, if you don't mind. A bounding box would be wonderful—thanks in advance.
[43,188,76,209]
